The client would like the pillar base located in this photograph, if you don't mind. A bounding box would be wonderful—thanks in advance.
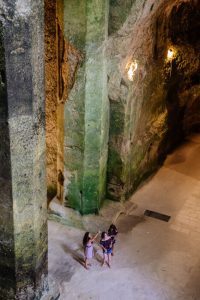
[40,277,60,300]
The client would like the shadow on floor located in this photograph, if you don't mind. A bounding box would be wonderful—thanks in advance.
[116,215,145,233]
[61,243,103,269]
[61,244,86,268]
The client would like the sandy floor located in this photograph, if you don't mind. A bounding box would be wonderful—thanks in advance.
[48,134,200,300]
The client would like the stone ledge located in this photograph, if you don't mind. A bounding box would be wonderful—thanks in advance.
[48,197,137,232]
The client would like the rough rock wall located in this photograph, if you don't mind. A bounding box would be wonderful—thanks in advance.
[107,0,200,200]
[45,0,80,202]
[109,0,136,35]
[45,0,57,196]
[48,0,200,211]
[56,0,67,203]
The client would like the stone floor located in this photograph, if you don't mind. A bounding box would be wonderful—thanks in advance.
[48,134,200,300]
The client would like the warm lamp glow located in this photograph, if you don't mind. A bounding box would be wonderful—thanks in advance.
[127,61,138,81]
[167,48,174,60]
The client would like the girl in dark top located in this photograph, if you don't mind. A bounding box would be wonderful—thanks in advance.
[100,231,112,268]
[108,224,118,256]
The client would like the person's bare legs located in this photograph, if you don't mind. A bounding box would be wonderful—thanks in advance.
[111,244,115,256]
[84,257,88,269]
[107,253,111,268]
[102,253,106,266]
[88,260,91,266]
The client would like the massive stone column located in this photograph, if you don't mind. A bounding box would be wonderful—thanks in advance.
[0,1,55,299]
[0,18,15,300]
[64,0,109,214]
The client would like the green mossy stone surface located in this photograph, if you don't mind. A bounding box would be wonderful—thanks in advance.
[64,0,109,214]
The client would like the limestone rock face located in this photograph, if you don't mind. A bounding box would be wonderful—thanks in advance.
[45,0,57,193]
[106,0,200,200]
[45,0,81,203]
[109,0,136,35]
[61,0,200,210]
[0,1,49,299]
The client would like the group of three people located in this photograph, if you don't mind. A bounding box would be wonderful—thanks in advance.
[83,224,118,269]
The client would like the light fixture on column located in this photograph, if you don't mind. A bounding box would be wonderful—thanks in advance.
[127,60,138,81]
[167,48,174,61]
[166,47,176,77]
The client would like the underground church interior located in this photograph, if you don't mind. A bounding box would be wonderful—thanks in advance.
[0,0,200,299]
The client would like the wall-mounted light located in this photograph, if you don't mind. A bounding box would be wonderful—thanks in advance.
[127,60,138,81]
[167,48,175,61]
[166,47,176,77]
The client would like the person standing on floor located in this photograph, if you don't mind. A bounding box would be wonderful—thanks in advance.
[100,232,113,268]
[82,231,99,269]
[108,224,118,256]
